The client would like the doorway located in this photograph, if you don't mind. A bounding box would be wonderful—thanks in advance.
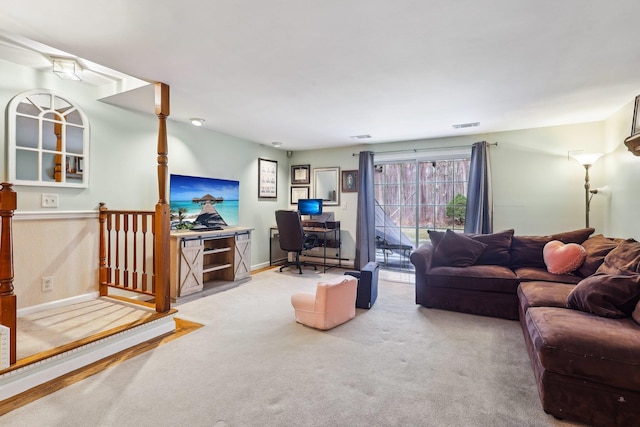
[374,157,471,271]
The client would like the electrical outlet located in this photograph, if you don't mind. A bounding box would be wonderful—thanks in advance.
[41,276,54,292]
[41,193,59,208]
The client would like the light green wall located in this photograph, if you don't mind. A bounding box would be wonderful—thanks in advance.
[4,57,639,278]
[1,59,289,270]
[602,99,640,238]
[291,119,622,261]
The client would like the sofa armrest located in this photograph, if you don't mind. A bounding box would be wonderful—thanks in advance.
[411,243,434,306]
[410,243,434,273]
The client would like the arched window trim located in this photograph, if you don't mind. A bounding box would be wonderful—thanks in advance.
[7,89,90,188]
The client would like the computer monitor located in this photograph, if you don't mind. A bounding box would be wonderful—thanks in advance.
[297,198,323,216]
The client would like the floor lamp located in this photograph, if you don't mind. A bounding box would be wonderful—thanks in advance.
[569,152,603,228]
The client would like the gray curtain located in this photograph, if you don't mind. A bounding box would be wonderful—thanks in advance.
[464,141,493,234]
[355,151,376,269]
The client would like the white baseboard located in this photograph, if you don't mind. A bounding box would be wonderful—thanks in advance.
[17,292,100,317]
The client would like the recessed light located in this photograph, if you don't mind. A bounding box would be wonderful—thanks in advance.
[452,122,480,129]
[350,134,372,140]
[271,141,283,148]
[190,118,205,126]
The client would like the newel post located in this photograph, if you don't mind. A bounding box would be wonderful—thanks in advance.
[98,202,108,297]
[0,182,17,364]
[154,83,171,313]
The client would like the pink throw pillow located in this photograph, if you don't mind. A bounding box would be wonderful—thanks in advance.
[543,240,586,275]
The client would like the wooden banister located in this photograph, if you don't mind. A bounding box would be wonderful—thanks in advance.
[0,183,17,364]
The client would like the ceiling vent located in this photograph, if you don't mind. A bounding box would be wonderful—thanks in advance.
[350,134,372,140]
[452,122,480,129]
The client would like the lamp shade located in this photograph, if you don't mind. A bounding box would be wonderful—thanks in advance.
[570,152,604,166]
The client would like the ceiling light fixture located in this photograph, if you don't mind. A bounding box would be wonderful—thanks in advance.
[350,134,372,140]
[271,141,283,148]
[52,58,82,81]
[190,118,205,126]
[452,122,480,129]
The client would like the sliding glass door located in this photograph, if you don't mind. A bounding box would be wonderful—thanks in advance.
[374,157,470,270]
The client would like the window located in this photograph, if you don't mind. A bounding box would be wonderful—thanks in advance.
[374,156,470,269]
[8,90,89,188]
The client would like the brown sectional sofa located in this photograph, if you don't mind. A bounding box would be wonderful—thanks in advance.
[410,228,640,426]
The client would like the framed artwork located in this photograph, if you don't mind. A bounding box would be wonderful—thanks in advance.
[258,158,278,199]
[291,164,310,184]
[342,170,358,193]
[632,95,640,137]
[290,186,309,204]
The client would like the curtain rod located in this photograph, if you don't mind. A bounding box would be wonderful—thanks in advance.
[351,141,498,156]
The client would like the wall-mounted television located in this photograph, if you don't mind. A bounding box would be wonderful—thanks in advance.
[297,198,323,216]
[169,174,239,230]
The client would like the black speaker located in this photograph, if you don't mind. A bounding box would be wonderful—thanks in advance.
[286,151,293,158]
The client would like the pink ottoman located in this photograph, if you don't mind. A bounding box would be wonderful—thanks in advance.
[291,276,357,330]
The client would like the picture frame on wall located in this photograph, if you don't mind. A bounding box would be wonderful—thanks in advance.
[258,158,278,199]
[291,164,310,185]
[290,186,309,204]
[632,95,640,137]
[342,170,358,193]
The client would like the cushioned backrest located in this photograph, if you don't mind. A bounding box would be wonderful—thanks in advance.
[316,276,357,314]
[275,210,305,252]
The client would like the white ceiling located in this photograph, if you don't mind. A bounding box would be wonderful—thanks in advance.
[1,0,640,151]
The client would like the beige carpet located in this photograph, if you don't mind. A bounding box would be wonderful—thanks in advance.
[2,268,579,426]
[16,298,156,360]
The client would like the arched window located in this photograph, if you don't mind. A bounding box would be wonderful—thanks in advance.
[8,89,89,188]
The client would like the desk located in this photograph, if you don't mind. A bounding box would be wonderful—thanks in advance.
[269,221,341,272]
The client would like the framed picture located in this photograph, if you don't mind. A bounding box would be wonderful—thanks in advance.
[291,164,310,185]
[632,95,640,136]
[342,170,358,193]
[258,158,278,199]
[290,186,309,204]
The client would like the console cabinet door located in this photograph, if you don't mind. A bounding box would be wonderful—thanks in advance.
[234,232,251,280]
[179,243,204,296]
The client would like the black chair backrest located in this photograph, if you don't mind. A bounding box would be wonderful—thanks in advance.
[275,210,305,252]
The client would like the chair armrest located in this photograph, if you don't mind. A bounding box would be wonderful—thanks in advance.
[291,292,316,312]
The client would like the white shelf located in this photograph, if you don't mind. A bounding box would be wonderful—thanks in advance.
[202,263,232,274]
[204,247,231,255]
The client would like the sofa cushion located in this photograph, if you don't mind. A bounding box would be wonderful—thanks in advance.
[431,229,487,267]
[514,267,582,284]
[510,228,594,269]
[429,229,514,266]
[467,229,514,266]
[634,301,640,325]
[595,239,640,275]
[517,281,576,313]
[543,240,586,274]
[427,229,444,247]
[428,264,518,293]
[525,306,640,392]
[576,234,622,278]
[567,274,640,318]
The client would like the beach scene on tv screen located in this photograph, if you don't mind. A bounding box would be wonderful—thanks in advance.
[170,174,239,230]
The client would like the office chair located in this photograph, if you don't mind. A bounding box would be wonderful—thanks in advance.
[275,210,318,274]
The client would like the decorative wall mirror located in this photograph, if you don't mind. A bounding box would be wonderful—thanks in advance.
[313,167,340,206]
[8,89,89,188]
